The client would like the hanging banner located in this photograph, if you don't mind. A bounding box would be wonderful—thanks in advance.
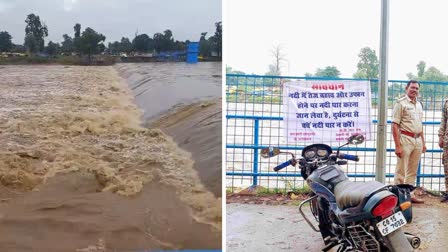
[283,80,372,143]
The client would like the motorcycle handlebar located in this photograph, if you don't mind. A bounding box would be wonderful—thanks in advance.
[338,153,359,162]
[273,160,291,171]
[336,160,348,165]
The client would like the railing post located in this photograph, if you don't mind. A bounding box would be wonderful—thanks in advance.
[252,119,260,186]
[416,160,421,187]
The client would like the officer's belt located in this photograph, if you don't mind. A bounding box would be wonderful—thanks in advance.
[400,130,421,138]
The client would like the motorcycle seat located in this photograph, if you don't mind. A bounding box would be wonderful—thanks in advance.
[334,180,386,210]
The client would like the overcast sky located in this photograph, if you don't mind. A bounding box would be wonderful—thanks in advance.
[0,0,221,44]
[225,0,448,80]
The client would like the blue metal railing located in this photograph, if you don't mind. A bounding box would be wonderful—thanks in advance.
[226,117,444,186]
[226,74,447,192]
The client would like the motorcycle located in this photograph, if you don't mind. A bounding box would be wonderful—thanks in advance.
[260,134,420,252]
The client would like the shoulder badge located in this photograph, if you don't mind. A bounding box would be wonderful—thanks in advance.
[396,95,406,103]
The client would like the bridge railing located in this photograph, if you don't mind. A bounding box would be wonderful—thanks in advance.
[226,74,447,192]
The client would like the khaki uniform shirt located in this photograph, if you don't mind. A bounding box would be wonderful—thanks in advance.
[392,95,423,134]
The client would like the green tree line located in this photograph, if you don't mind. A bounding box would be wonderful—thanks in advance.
[227,45,448,83]
[227,46,448,107]
[0,13,222,58]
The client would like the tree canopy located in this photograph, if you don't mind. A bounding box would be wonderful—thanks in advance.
[131,34,153,53]
[61,34,74,53]
[79,27,106,57]
[265,44,286,76]
[74,23,81,38]
[406,61,448,82]
[45,41,60,56]
[314,66,341,78]
[120,37,132,53]
[24,13,48,53]
[226,66,246,75]
[0,31,13,52]
[404,61,448,104]
[213,21,222,57]
[153,29,175,53]
[109,37,133,54]
[10,13,221,60]
[199,32,210,56]
[197,21,222,57]
[353,47,379,79]
[73,23,82,53]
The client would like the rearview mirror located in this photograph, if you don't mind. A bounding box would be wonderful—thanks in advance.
[348,134,365,145]
[260,147,280,158]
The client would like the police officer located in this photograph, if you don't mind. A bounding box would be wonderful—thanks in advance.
[392,80,426,203]
[437,99,448,203]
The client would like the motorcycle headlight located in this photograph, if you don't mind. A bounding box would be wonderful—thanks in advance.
[304,150,316,159]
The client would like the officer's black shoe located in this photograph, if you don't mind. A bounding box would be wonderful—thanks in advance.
[441,192,448,203]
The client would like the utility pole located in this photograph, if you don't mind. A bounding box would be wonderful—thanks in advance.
[375,0,389,183]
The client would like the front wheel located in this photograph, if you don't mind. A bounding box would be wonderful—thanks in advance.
[382,228,413,252]
[314,197,339,244]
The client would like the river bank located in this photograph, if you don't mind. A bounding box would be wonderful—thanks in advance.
[0,55,221,66]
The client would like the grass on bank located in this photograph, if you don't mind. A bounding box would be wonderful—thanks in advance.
[0,55,222,66]
[0,55,117,66]
[227,184,312,196]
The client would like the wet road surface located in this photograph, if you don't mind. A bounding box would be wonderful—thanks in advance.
[227,203,448,251]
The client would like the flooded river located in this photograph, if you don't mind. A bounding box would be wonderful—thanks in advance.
[115,62,223,196]
[115,62,222,121]
[0,64,221,251]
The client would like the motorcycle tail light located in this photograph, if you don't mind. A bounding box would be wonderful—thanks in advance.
[371,195,398,218]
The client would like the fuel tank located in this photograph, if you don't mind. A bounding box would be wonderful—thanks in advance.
[306,164,348,202]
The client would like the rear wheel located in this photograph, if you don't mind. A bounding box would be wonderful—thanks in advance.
[382,228,413,252]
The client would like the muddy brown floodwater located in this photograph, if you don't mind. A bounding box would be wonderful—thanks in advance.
[114,62,222,121]
[114,63,222,197]
[0,65,221,251]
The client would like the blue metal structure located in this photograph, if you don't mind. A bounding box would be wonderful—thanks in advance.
[152,42,199,63]
[186,42,199,63]
[155,51,186,61]
[226,74,447,192]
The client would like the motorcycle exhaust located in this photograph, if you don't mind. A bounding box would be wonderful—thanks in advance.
[405,233,420,249]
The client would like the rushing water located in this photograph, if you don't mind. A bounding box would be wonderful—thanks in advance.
[0,65,221,251]
[115,62,222,121]
[115,62,223,197]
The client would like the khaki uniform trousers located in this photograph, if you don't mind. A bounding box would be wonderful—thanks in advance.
[394,135,423,185]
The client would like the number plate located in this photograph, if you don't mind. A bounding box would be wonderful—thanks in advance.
[376,211,407,236]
